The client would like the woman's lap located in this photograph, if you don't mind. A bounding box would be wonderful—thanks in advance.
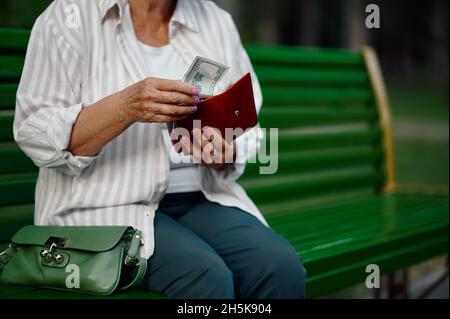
[139,198,306,299]
[139,212,235,298]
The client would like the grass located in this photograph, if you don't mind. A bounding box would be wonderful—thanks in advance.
[387,80,449,186]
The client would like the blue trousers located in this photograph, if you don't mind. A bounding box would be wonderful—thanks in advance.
[135,192,306,299]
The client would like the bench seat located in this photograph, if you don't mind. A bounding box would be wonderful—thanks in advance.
[1,191,447,298]
[264,191,448,297]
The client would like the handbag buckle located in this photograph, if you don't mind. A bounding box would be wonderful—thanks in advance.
[0,244,16,259]
[40,243,58,262]
[124,256,138,266]
[40,237,70,264]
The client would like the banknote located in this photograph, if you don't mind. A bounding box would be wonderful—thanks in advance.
[183,56,229,96]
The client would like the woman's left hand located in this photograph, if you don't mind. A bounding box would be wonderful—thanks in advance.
[180,126,236,171]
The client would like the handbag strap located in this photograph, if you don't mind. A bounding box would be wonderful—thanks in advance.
[119,229,148,291]
[0,244,16,274]
[119,257,148,291]
[124,229,143,266]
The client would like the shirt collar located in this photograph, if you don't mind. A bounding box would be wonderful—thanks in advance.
[171,0,199,33]
[99,0,125,21]
[98,0,199,33]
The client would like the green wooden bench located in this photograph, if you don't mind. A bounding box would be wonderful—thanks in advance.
[0,28,448,299]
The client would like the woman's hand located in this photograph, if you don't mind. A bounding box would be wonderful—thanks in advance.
[119,77,199,124]
[68,77,199,157]
[181,127,236,171]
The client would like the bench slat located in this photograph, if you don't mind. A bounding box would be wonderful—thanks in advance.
[246,44,365,67]
[0,142,36,175]
[0,55,25,79]
[243,146,382,178]
[0,111,14,140]
[277,128,381,152]
[0,29,30,51]
[0,84,17,110]
[242,166,382,204]
[262,87,373,105]
[0,173,36,206]
[254,66,369,85]
[259,106,377,128]
[0,203,34,241]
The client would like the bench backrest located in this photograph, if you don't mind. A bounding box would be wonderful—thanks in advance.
[241,44,395,205]
[0,28,394,241]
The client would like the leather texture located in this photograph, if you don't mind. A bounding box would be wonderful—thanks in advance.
[171,72,258,143]
[0,226,147,295]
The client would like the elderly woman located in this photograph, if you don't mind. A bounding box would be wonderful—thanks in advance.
[14,0,306,299]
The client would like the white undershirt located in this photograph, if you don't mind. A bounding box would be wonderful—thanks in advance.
[138,41,202,194]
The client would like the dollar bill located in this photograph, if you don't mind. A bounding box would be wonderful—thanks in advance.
[183,56,229,96]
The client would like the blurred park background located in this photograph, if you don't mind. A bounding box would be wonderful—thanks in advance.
[0,0,448,298]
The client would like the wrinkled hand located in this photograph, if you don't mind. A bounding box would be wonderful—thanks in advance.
[119,77,200,124]
[180,126,236,171]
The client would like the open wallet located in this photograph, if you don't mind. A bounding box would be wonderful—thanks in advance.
[168,73,258,147]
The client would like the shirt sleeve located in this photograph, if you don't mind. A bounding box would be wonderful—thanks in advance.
[213,13,265,183]
[13,17,99,177]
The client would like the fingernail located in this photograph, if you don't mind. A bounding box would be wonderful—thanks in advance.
[192,87,200,96]
[192,106,198,113]
[194,96,200,104]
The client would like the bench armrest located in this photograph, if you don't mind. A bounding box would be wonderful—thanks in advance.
[390,183,449,195]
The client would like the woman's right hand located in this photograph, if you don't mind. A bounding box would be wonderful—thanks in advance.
[118,77,200,124]
[68,77,198,157]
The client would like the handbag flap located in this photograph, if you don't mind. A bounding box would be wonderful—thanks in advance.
[11,225,133,252]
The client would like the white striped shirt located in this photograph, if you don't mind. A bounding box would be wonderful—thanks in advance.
[13,0,267,258]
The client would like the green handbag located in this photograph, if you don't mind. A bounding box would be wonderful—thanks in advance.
[0,225,148,295]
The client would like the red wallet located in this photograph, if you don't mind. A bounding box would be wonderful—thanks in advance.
[169,73,258,144]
